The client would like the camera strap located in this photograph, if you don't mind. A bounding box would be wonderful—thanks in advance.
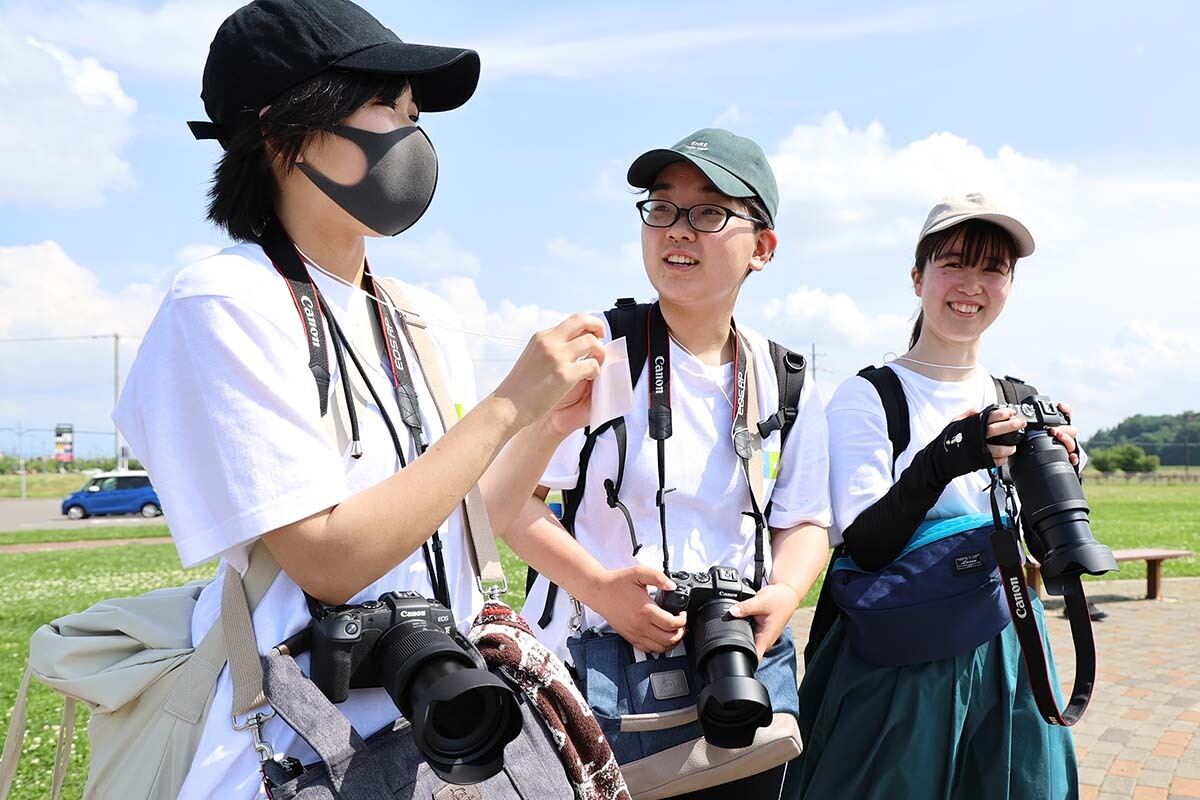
[645,303,769,589]
[987,470,1096,726]
[261,219,458,608]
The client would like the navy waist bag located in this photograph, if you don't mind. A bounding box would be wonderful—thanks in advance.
[830,513,1014,667]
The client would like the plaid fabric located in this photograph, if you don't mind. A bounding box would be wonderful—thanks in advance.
[469,601,630,800]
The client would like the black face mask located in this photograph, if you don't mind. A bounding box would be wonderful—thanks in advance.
[297,125,438,237]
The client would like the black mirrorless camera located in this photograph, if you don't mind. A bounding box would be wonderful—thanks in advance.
[657,566,772,748]
[988,395,1117,591]
[309,591,521,785]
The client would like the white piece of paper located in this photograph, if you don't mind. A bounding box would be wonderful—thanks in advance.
[589,336,636,430]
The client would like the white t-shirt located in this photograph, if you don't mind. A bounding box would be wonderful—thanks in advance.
[825,363,1086,545]
[113,242,480,800]
[523,317,832,663]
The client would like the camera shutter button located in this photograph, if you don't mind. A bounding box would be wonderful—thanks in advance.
[344,621,359,635]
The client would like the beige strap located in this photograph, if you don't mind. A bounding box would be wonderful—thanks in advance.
[619,706,698,733]
[48,698,74,800]
[375,279,506,590]
[0,664,33,799]
[743,335,766,513]
[220,540,281,718]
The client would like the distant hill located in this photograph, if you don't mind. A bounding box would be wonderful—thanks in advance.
[1084,411,1200,466]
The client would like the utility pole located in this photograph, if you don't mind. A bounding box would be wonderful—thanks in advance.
[113,333,120,465]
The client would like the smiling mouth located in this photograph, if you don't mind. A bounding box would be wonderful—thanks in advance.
[664,254,699,268]
[948,301,982,316]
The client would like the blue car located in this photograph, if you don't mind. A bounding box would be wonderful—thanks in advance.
[62,471,163,520]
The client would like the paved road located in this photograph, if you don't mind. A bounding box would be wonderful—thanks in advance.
[0,498,166,534]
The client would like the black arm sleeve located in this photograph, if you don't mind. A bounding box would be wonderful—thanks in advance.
[842,411,994,571]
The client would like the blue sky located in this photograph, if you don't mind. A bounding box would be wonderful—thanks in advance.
[1,0,1198,457]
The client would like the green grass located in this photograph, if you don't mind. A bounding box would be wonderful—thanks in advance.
[1083,482,1200,583]
[0,544,215,800]
[0,482,1195,797]
[0,474,93,499]
[0,525,170,547]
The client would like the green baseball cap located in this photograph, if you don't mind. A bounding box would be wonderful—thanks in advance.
[627,127,779,227]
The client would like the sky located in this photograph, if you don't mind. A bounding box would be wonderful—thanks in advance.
[1,0,1198,458]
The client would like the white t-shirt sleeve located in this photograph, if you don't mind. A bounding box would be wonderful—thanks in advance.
[825,376,894,546]
[765,381,832,531]
[539,429,588,491]
[114,294,352,571]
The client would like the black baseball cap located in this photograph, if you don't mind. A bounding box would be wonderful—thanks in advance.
[188,0,480,142]
[627,128,779,227]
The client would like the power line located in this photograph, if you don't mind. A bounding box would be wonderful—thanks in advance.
[0,334,141,343]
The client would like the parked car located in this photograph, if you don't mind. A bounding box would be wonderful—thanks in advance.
[61,470,163,520]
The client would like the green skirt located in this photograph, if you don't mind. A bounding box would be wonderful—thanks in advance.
[785,597,1078,800]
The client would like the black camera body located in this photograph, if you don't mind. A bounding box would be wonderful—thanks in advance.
[656,566,772,749]
[310,591,460,702]
[985,394,1118,591]
[308,591,521,785]
[987,395,1070,446]
[658,566,756,614]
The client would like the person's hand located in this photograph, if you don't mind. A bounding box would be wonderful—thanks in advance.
[1049,401,1080,468]
[583,566,687,653]
[544,377,594,437]
[729,583,802,661]
[983,406,1026,468]
[494,314,606,430]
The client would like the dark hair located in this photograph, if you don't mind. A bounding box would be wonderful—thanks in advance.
[206,69,412,242]
[740,194,772,232]
[909,219,1019,348]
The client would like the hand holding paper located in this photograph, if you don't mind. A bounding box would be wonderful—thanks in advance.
[590,337,636,430]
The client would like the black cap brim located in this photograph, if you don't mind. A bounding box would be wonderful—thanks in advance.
[628,149,757,200]
[335,42,480,112]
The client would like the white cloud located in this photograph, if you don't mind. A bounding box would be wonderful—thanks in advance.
[713,106,747,128]
[479,7,970,80]
[369,231,482,277]
[760,113,1200,434]
[2,0,231,78]
[0,241,161,338]
[0,242,168,449]
[0,26,136,207]
[428,276,569,395]
[764,286,909,347]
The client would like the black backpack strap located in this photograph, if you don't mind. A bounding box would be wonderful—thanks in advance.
[759,341,807,526]
[806,365,909,666]
[259,219,332,417]
[758,341,807,447]
[857,365,909,470]
[534,298,651,629]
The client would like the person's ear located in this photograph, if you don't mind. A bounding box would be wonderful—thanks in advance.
[748,228,779,273]
[912,265,923,297]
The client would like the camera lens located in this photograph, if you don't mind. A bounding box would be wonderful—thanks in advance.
[1009,430,1117,583]
[690,599,772,748]
[376,623,521,785]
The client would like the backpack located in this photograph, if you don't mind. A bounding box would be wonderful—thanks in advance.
[804,366,1038,665]
[806,364,1099,727]
[529,297,808,625]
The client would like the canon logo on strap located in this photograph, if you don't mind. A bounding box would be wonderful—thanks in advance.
[735,366,747,416]
[1007,576,1028,619]
[653,355,666,395]
[299,295,320,349]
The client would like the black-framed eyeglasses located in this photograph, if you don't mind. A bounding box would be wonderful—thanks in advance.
[636,199,766,233]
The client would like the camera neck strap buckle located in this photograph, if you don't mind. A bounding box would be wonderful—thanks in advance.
[232,709,277,764]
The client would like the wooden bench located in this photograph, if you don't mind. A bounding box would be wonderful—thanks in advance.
[1024,549,1194,600]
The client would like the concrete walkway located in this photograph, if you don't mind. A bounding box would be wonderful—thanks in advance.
[790,577,1200,799]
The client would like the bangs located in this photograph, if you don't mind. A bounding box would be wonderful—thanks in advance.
[917,219,1016,270]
